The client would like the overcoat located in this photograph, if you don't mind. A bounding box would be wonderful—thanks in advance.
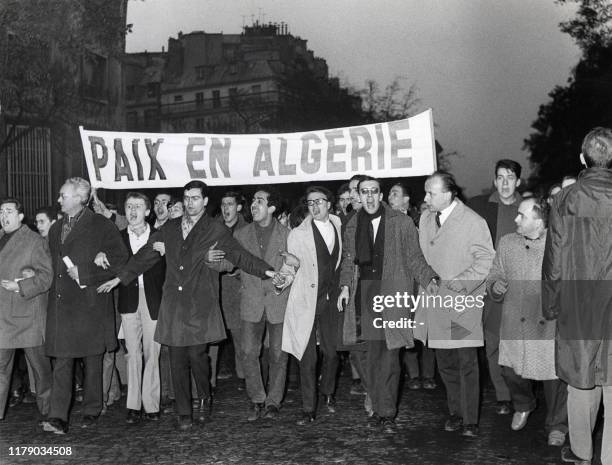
[414,200,494,349]
[282,214,342,359]
[340,206,436,350]
[219,215,248,330]
[0,225,53,349]
[487,232,556,380]
[46,208,128,357]
[117,214,272,347]
[542,168,612,388]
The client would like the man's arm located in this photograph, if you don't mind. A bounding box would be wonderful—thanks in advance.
[79,219,129,286]
[214,225,272,279]
[451,218,495,294]
[542,200,563,320]
[401,217,438,288]
[486,239,508,302]
[18,237,53,299]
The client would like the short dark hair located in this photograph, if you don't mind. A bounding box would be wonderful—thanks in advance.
[305,186,334,205]
[0,198,24,214]
[221,191,246,207]
[427,170,463,201]
[255,187,282,218]
[494,159,522,179]
[582,127,612,169]
[183,180,208,198]
[35,206,57,220]
[391,182,411,198]
[289,203,309,229]
[125,192,151,210]
[349,174,367,184]
[336,183,350,197]
[357,175,381,191]
[528,197,550,228]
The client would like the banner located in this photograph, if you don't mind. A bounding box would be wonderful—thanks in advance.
[80,109,437,189]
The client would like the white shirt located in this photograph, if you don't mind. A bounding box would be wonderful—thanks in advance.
[313,218,335,254]
[372,216,381,241]
[127,223,151,287]
[438,200,458,226]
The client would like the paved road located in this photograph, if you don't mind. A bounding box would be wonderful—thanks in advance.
[0,371,602,465]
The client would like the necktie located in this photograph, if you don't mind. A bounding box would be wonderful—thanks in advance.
[61,216,74,243]
[435,212,442,228]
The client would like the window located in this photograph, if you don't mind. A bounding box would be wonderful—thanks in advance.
[81,51,108,100]
[229,63,238,74]
[126,85,135,100]
[212,90,221,108]
[196,118,205,131]
[146,83,158,98]
[126,111,138,130]
[195,66,206,80]
[174,95,183,102]
[196,92,204,107]
[251,85,261,94]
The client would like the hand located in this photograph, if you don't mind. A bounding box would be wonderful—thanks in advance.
[279,251,300,268]
[96,277,121,293]
[264,270,276,279]
[92,196,112,219]
[67,266,79,282]
[337,286,349,312]
[152,241,166,256]
[272,272,287,287]
[446,279,466,294]
[1,280,19,292]
[492,279,508,295]
[426,278,439,295]
[94,252,110,269]
[206,241,225,263]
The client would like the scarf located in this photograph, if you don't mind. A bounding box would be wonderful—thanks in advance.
[355,205,383,266]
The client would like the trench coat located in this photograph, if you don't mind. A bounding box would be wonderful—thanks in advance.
[282,214,343,360]
[340,206,436,350]
[45,208,128,358]
[486,232,556,380]
[117,214,272,347]
[414,200,494,349]
[219,215,248,330]
[542,168,612,388]
[0,225,53,349]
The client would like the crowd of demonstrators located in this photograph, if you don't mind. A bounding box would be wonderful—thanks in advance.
[2,127,612,464]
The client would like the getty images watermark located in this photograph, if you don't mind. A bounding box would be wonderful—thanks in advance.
[368,288,485,329]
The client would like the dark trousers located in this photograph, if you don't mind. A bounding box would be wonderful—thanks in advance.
[436,347,479,425]
[242,317,287,408]
[48,354,103,422]
[299,310,339,412]
[168,344,209,416]
[501,366,568,433]
[350,349,369,392]
[366,340,401,418]
[404,341,436,379]
[483,300,510,402]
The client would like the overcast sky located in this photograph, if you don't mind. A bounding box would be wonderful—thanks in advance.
[126,0,580,196]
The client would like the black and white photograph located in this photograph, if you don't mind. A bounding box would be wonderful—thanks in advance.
[1,0,611,464]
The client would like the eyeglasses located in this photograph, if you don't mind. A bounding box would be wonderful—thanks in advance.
[304,198,328,207]
[360,188,380,196]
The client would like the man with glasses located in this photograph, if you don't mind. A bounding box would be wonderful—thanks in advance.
[98,181,276,431]
[338,176,438,433]
[280,186,343,425]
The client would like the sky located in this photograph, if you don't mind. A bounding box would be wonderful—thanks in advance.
[126,0,581,196]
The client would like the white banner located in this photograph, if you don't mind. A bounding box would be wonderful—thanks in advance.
[80,109,437,189]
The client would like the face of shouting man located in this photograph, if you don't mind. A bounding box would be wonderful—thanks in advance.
[349,178,362,211]
[306,191,331,222]
[358,180,383,214]
[0,202,24,234]
[153,193,171,223]
[125,197,150,229]
[221,196,242,227]
[251,191,275,226]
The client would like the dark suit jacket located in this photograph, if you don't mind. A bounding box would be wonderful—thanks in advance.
[46,208,128,357]
[117,227,166,320]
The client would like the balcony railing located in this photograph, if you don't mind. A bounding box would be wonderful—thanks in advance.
[160,90,282,116]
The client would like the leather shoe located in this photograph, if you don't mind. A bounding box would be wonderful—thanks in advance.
[177,415,192,431]
[511,410,532,431]
[495,401,512,415]
[560,445,591,464]
[162,400,176,414]
[380,417,396,434]
[444,415,463,432]
[461,424,479,437]
[422,378,437,390]
[194,396,212,423]
[144,412,160,421]
[262,404,279,420]
[126,409,141,424]
[247,402,263,422]
[323,395,336,413]
[548,429,566,446]
[42,417,68,434]
[8,389,23,408]
[80,414,99,428]
[22,391,37,404]
[295,411,315,426]
[407,377,422,390]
